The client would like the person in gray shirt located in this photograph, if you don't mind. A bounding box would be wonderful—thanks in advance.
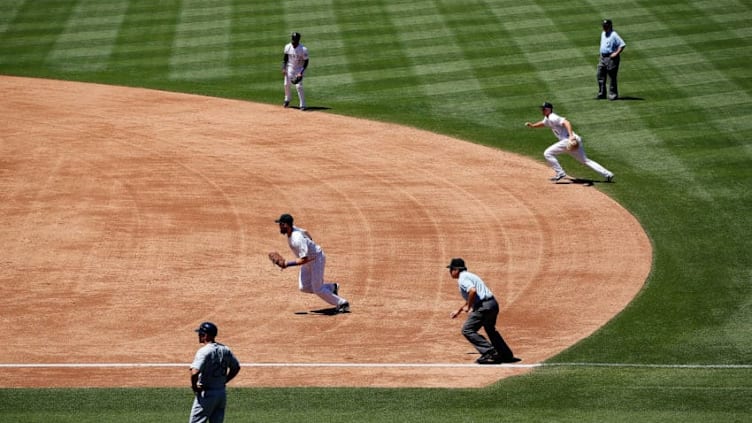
[447,258,520,365]
[596,19,626,100]
[189,322,240,423]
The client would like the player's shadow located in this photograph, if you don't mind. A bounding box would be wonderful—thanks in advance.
[295,307,347,315]
[613,96,644,101]
[563,177,615,186]
[300,106,331,112]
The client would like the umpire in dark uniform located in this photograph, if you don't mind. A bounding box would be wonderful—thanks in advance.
[597,19,627,100]
[447,258,520,364]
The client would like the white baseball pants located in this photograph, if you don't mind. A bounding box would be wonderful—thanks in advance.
[284,73,306,109]
[298,253,346,306]
[543,137,613,178]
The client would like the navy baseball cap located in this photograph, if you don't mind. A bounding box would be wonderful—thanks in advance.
[275,213,294,225]
[541,102,554,109]
[602,19,613,26]
[446,258,467,270]
[195,322,218,336]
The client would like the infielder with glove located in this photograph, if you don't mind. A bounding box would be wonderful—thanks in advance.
[282,31,309,111]
[270,213,350,313]
[525,102,614,183]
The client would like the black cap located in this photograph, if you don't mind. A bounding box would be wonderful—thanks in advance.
[541,102,553,110]
[291,32,301,41]
[275,213,294,225]
[195,322,218,337]
[446,258,467,270]
[602,19,612,27]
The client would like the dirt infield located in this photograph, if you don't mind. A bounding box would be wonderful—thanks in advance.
[0,76,651,388]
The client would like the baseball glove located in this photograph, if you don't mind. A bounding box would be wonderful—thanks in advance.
[268,251,286,269]
[290,74,303,84]
[566,138,579,151]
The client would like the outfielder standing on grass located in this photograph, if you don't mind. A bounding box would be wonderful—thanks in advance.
[270,213,350,313]
[282,31,309,111]
[189,322,240,423]
[525,102,614,183]
[447,258,520,365]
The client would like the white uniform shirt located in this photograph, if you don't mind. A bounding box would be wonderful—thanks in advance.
[288,226,322,260]
[191,342,240,390]
[284,43,309,75]
[457,271,494,305]
[543,112,578,141]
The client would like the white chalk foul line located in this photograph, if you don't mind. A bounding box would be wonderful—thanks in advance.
[0,362,749,369]
[0,362,535,369]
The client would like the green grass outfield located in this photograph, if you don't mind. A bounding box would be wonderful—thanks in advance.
[1,0,751,421]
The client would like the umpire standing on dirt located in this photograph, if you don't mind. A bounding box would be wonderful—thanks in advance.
[189,322,241,423]
[447,258,520,364]
[596,19,626,100]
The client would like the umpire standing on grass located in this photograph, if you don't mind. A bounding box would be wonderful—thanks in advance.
[596,19,626,100]
[189,322,241,423]
[447,258,520,365]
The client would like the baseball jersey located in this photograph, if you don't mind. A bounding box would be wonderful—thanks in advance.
[284,43,309,74]
[288,226,322,260]
[191,342,240,390]
[457,271,494,306]
[600,30,626,55]
[543,112,578,141]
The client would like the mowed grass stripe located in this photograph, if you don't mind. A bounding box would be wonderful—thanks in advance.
[45,0,128,72]
[432,0,540,125]
[388,1,496,125]
[486,2,596,106]
[108,1,181,75]
[321,1,423,111]
[0,3,75,67]
[283,0,355,93]
[636,9,752,147]
[659,1,752,249]
[170,0,232,80]
[230,1,282,97]
[0,0,25,36]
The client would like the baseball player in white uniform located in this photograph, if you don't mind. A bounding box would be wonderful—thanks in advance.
[282,32,309,111]
[276,214,350,313]
[189,322,240,423]
[525,102,614,183]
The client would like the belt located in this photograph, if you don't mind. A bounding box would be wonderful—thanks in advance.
[472,296,495,311]
[601,53,613,57]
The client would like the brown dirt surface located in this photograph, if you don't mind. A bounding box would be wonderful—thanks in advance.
[0,76,651,388]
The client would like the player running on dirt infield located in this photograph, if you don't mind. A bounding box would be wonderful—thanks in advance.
[270,213,350,313]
